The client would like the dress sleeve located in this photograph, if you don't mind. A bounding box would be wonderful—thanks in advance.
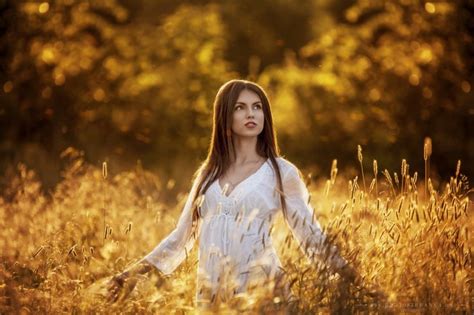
[143,171,204,275]
[281,163,348,273]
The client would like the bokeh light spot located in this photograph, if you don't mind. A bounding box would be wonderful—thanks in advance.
[419,48,433,63]
[409,73,420,86]
[54,73,65,86]
[3,81,13,93]
[369,88,381,101]
[41,48,55,64]
[42,87,52,99]
[39,2,49,14]
[461,81,471,93]
[422,87,433,99]
[425,3,435,14]
[93,88,106,102]
[345,7,359,23]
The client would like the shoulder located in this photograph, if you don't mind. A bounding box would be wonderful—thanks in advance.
[191,161,209,189]
[274,156,301,178]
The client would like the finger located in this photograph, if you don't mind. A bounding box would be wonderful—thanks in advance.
[106,283,114,292]
[108,291,119,303]
[107,288,115,301]
[112,287,120,299]
[106,287,119,303]
[123,291,133,301]
[106,280,116,290]
[107,287,118,299]
[108,293,116,303]
[122,290,130,300]
[107,294,115,304]
[106,292,113,303]
[121,284,136,301]
[106,285,116,296]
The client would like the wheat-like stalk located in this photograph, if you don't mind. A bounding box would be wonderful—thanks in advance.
[357,145,367,192]
[102,161,108,245]
[373,159,378,197]
[1,143,472,313]
[401,159,407,194]
[424,137,432,198]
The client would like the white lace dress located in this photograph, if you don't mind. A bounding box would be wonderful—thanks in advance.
[144,157,348,304]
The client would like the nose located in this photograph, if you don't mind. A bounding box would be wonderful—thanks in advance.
[247,107,255,118]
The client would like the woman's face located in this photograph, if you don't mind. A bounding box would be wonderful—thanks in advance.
[231,89,265,139]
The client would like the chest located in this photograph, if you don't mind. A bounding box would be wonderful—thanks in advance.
[219,164,263,187]
[201,162,280,219]
[217,161,267,197]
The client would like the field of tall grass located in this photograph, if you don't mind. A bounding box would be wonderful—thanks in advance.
[0,144,472,314]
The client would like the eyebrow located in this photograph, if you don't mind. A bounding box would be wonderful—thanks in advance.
[235,101,262,106]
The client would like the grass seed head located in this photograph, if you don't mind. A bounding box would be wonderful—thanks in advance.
[455,160,461,178]
[424,137,432,160]
[102,162,107,180]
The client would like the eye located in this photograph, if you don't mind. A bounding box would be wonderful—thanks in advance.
[234,105,242,111]
[253,104,262,110]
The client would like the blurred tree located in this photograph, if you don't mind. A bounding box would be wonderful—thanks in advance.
[1,0,134,188]
[218,0,315,77]
[0,0,233,190]
[0,0,472,193]
[260,0,473,178]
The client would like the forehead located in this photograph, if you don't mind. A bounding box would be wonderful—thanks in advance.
[236,89,261,103]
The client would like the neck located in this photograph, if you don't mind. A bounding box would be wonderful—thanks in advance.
[230,135,262,164]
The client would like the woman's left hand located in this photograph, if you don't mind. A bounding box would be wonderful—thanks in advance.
[337,264,388,301]
[337,263,359,283]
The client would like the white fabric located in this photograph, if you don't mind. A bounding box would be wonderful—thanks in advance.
[144,157,348,304]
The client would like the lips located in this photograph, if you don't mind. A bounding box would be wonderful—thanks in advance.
[245,122,257,127]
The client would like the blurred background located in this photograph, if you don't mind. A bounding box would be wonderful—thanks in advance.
[0,0,472,194]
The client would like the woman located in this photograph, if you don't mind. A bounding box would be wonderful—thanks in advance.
[106,79,358,308]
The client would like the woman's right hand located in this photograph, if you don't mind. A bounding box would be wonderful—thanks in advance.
[106,271,137,303]
[105,260,154,303]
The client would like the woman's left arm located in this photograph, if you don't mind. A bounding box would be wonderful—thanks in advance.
[280,163,354,278]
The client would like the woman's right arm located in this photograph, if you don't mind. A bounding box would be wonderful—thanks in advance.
[107,167,205,302]
[106,258,157,303]
[119,258,156,278]
[142,168,204,275]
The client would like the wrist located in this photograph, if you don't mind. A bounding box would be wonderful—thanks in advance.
[137,259,154,274]
[121,270,131,278]
[124,260,152,276]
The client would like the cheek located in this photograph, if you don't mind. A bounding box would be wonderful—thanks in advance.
[231,112,243,128]
[232,110,245,125]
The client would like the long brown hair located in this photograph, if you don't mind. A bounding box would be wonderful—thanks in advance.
[189,79,287,236]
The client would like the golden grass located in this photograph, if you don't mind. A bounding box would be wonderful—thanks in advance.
[0,147,472,314]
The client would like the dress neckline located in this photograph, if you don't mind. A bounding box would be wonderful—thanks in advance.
[217,158,269,198]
